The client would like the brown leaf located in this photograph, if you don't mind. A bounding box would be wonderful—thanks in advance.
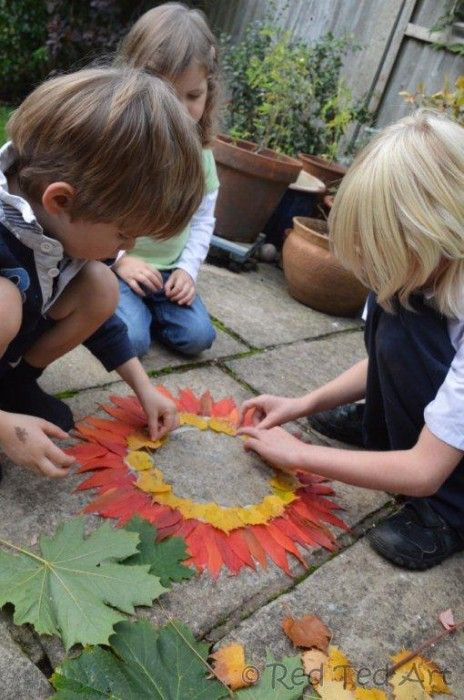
[282,614,331,651]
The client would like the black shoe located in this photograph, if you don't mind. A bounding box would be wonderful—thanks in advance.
[368,500,464,570]
[0,361,74,432]
[307,403,364,447]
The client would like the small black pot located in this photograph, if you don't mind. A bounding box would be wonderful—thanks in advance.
[263,172,325,249]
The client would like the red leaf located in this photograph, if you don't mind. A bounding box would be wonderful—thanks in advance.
[293,499,349,532]
[204,530,224,578]
[267,521,307,566]
[84,417,133,438]
[199,390,214,416]
[66,443,108,464]
[154,384,177,403]
[186,524,210,570]
[252,525,291,575]
[227,529,256,570]
[109,395,146,421]
[75,455,124,473]
[75,469,129,492]
[242,528,268,569]
[177,388,201,414]
[278,515,319,548]
[176,519,200,540]
[212,397,236,417]
[100,403,146,428]
[214,530,244,574]
[241,407,256,427]
[227,408,240,429]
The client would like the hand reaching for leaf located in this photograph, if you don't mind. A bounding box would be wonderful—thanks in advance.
[164,269,196,306]
[0,412,75,477]
[138,388,179,440]
[238,424,306,474]
[114,255,163,297]
[241,394,309,429]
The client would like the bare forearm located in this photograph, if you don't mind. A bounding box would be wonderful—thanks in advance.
[300,358,368,415]
[116,357,153,400]
[295,426,460,497]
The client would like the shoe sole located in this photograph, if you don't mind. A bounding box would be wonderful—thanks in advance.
[307,419,364,448]
[367,531,461,571]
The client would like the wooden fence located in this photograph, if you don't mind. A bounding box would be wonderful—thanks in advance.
[206,0,463,140]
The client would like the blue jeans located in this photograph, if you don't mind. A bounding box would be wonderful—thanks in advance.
[116,272,216,357]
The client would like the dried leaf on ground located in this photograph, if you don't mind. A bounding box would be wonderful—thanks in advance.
[0,518,166,649]
[438,609,455,631]
[211,642,250,690]
[389,650,451,698]
[52,620,228,699]
[282,614,331,651]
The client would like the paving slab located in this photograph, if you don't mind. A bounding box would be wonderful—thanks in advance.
[39,327,246,395]
[197,263,363,348]
[226,331,366,398]
[0,617,51,699]
[218,539,464,699]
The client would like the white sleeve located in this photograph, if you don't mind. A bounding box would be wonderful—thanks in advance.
[424,339,464,450]
[175,189,218,281]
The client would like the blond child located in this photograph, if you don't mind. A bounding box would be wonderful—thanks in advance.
[240,111,464,571]
[113,2,220,357]
[0,67,203,478]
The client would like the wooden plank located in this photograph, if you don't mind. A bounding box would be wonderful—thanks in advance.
[404,22,455,44]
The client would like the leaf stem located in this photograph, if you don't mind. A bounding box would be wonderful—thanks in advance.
[0,537,49,566]
[387,619,464,676]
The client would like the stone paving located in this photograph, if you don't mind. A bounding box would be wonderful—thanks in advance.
[0,262,462,698]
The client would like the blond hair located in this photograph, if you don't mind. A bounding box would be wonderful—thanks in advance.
[117,2,219,146]
[329,110,464,317]
[7,67,204,239]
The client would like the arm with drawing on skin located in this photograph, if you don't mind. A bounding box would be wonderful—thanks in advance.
[239,423,463,498]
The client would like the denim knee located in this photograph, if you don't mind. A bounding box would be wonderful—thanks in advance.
[163,319,216,356]
[126,326,151,356]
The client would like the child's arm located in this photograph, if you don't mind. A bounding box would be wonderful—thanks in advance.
[240,424,462,497]
[0,278,74,476]
[164,190,218,306]
[242,358,368,428]
[115,357,178,439]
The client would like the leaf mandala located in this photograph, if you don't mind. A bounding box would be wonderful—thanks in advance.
[0,518,167,649]
[69,387,349,578]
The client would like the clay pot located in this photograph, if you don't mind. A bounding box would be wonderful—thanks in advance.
[213,134,302,244]
[298,153,346,186]
[282,216,367,317]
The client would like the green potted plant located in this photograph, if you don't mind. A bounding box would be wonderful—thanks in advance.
[216,18,369,243]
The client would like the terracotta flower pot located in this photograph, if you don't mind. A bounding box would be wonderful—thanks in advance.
[282,216,367,317]
[213,134,302,244]
[298,153,346,186]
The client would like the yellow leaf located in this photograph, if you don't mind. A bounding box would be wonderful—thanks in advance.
[126,450,153,471]
[126,433,165,450]
[256,495,286,519]
[316,679,356,699]
[302,648,328,683]
[210,643,250,690]
[355,689,388,699]
[389,651,450,698]
[136,469,172,494]
[327,646,357,689]
[455,75,464,90]
[179,412,209,430]
[208,417,236,436]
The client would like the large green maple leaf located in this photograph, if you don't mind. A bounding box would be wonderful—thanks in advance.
[123,516,194,587]
[237,653,309,699]
[52,619,229,699]
[0,518,167,649]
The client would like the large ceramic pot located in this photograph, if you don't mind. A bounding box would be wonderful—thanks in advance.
[282,216,367,317]
[213,135,302,244]
[297,153,346,186]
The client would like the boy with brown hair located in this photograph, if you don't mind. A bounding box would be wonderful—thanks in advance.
[0,67,204,478]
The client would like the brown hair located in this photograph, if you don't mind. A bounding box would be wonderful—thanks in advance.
[7,67,204,239]
[117,2,219,146]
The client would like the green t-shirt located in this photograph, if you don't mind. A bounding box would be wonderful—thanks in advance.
[130,149,219,269]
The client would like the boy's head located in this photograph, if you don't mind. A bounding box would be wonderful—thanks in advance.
[117,2,219,146]
[6,67,204,259]
[330,110,464,317]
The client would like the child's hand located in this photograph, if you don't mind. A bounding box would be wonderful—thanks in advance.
[238,425,305,474]
[164,269,196,306]
[241,394,308,429]
[114,256,163,296]
[138,388,179,440]
[0,412,75,477]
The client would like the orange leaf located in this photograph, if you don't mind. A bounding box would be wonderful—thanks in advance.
[282,614,331,652]
[242,529,268,569]
[204,529,224,578]
[241,407,256,427]
[155,384,176,403]
[177,388,201,413]
[252,525,291,575]
[211,643,250,690]
[212,397,236,417]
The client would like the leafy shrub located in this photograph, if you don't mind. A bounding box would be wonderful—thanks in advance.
[221,18,370,159]
[400,76,464,126]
